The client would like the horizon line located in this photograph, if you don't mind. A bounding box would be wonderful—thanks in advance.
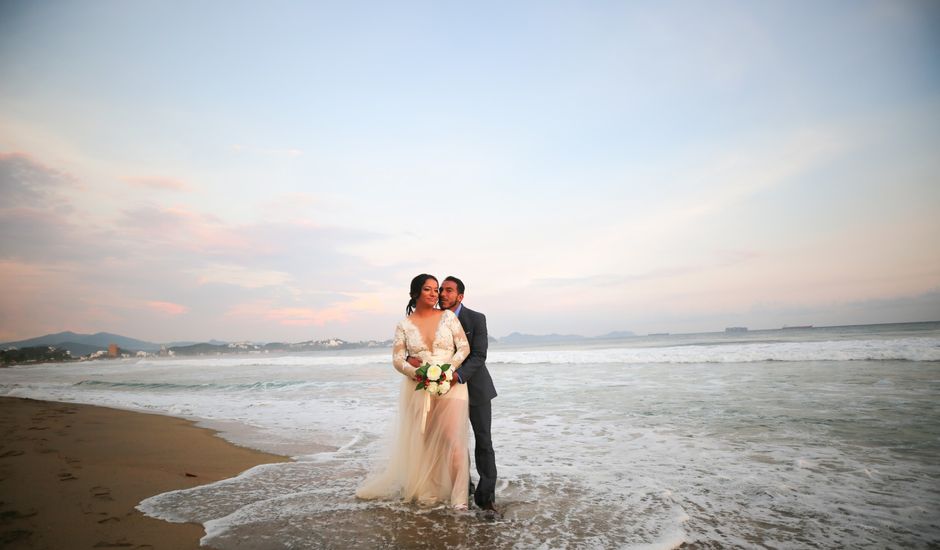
[4,319,939,347]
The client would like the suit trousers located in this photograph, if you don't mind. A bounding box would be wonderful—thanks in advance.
[469,398,497,507]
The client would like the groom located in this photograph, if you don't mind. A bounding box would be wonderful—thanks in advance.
[407,275,499,516]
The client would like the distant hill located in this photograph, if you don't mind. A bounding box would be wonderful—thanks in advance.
[1,331,161,352]
[596,330,636,339]
[165,340,199,348]
[168,338,392,356]
[51,342,108,357]
[0,329,398,365]
[168,342,234,355]
[3,328,641,354]
[1,346,71,365]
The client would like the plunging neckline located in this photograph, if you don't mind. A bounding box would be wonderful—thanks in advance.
[405,311,447,352]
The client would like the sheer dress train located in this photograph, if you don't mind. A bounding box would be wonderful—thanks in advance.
[356,309,470,507]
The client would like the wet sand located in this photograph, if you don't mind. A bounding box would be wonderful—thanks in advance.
[0,396,288,549]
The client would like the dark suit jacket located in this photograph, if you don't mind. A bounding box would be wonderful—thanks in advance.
[456,305,497,404]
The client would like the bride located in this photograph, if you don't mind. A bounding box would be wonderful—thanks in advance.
[356,273,471,508]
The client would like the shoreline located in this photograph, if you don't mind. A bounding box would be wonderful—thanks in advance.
[0,396,289,549]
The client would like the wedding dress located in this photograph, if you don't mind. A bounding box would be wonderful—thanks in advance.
[356,309,471,507]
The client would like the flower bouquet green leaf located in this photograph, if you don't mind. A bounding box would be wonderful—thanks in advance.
[414,362,453,396]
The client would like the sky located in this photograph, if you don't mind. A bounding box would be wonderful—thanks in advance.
[1,0,939,343]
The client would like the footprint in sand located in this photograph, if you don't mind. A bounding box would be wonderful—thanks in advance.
[91,486,113,501]
[97,517,120,524]
[0,450,24,458]
[0,509,38,520]
[92,539,134,548]
[0,529,33,545]
[57,472,78,481]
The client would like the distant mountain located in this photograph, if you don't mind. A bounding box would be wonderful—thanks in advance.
[1,346,71,365]
[168,338,393,356]
[499,332,586,344]
[168,343,235,355]
[163,339,231,348]
[266,338,391,351]
[596,330,636,339]
[165,340,199,348]
[52,342,108,357]
[3,329,490,359]
[1,331,161,352]
[1,331,86,349]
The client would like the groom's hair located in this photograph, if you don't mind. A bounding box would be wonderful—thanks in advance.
[443,276,465,295]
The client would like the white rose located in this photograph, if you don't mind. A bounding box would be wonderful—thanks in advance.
[438,380,451,395]
[427,382,439,394]
[426,365,442,381]
[444,369,453,381]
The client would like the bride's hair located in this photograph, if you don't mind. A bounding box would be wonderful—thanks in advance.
[407,273,438,316]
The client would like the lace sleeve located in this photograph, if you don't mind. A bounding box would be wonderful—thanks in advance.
[446,311,470,370]
[392,323,415,378]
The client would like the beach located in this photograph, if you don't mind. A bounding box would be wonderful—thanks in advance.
[0,396,287,550]
[1,323,938,548]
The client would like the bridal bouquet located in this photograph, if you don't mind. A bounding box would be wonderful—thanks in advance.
[414,362,454,396]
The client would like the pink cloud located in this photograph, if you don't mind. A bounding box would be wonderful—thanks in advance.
[0,151,78,205]
[1,152,379,342]
[116,205,264,258]
[114,205,372,268]
[146,301,189,316]
[267,307,349,326]
[226,301,351,327]
[0,151,77,180]
[121,176,190,191]
[0,260,123,340]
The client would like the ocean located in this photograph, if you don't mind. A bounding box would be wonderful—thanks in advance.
[2,322,939,549]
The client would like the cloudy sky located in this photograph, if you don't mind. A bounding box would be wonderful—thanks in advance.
[1,1,938,343]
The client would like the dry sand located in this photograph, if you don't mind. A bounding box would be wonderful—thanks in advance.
[0,396,288,549]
